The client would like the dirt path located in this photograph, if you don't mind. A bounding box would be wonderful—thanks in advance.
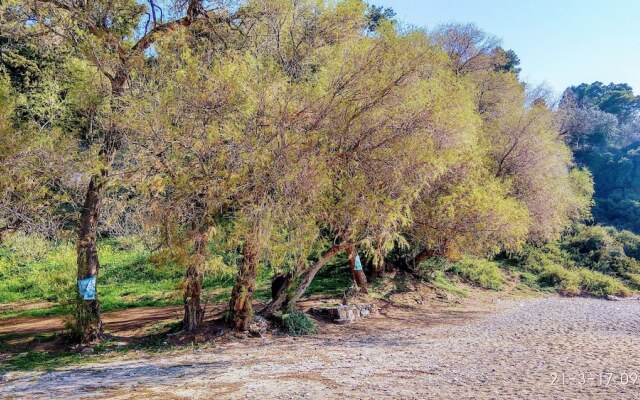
[2,297,640,399]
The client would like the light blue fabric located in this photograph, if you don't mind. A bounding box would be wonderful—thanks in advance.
[78,277,96,300]
[354,254,363,271]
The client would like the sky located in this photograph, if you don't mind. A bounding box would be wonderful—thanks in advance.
[374,0,640,96]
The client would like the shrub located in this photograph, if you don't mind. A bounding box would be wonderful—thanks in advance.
[454,258,506,290]
[577,269,630,297]
[626,273,640,289]
[537,263,577,287]
[416,257,452,281]
[519,271,540,289]
[281,310,317,336]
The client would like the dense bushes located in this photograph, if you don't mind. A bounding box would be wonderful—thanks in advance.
[507,224,640,296]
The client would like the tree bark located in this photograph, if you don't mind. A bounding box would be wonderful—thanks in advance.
[74,77,124,342]
[262,273,292,316]
[347,244,368,293]
[183,232,207,332]
[285,245,345,309]
[75,175,104,342]
[228,243,259,331]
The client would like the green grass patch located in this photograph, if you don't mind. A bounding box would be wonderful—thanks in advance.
[432,273,469,297]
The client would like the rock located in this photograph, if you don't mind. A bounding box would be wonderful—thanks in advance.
[309,303,377,324]
[248,316,268,337]
[81,347,94,355]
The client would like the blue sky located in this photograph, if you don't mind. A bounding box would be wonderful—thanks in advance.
[374,0,640,95]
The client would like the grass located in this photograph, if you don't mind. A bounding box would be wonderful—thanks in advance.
[0,335,181,372]
[432,273,469,297]
[1,351,87,372]
[0,235,278,319]
[305,253,353,297]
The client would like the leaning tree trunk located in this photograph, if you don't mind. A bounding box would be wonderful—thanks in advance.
[284,245,345,310]
[74,76,125,342]
[183,232,207,331]
[347,244,368,294]
[228,243,259,331]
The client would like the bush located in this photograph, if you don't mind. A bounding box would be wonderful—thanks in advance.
[537,263,580,292]
[454,258,506,290]
[626,273,640,289]
[577,269,630,297]
[281,310,317,336]
[519,271,541,290]
[416,257,452,281]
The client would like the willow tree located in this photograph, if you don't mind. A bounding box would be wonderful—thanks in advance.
[2,0,244,340]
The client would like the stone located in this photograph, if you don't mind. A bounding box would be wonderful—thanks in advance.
[81,347,94,355]
[309,303,377,324]
[248,316,268,337]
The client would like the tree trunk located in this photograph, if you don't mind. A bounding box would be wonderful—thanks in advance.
[75,175,104,342]
[347,245,368,294]
[263,273,292,316]
[285,245,345,309]
[74,77,125,342]
[228,243,259,331]
[183,232,206,331]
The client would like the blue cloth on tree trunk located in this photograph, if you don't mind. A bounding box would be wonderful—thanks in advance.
[78,277,96,300]
[354,255,363,271]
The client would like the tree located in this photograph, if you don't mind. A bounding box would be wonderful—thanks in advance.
[433,23,501,75]
[2,0,244,341]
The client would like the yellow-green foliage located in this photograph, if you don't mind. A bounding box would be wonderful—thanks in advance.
[454,258,506,290]
[537,263,581,296]
[577,269,630,297]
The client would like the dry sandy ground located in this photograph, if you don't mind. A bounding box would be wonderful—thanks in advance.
[2,297,640,400]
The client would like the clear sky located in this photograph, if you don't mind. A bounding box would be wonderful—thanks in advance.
[374,0,640,96]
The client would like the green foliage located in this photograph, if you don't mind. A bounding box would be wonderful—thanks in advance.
[416,257,451,281]
[506,224,638,297]
[281,310,317,336]
[431,273,469,298]
[453,258,506,290]
[577,269,630,297]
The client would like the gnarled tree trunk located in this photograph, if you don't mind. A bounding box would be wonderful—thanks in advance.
[228,243,259,331]
[347,244,368,293]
